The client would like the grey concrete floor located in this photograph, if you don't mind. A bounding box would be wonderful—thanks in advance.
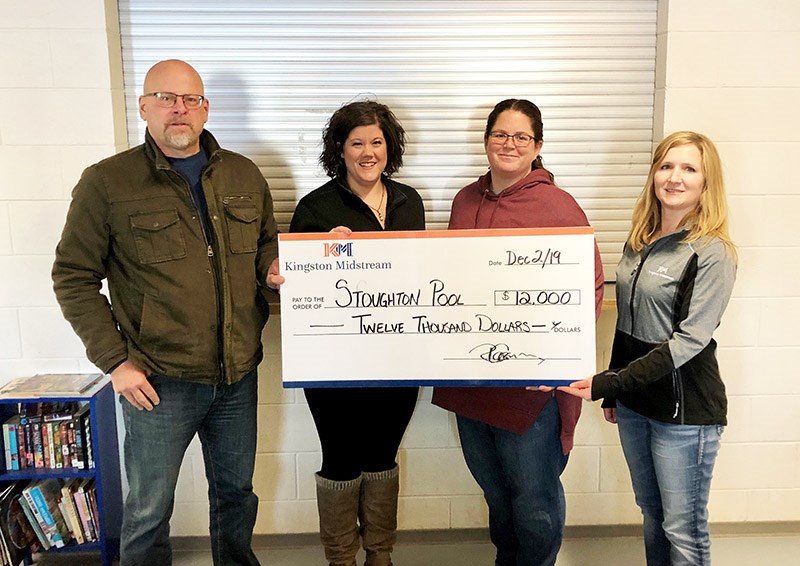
[31,526,800,565]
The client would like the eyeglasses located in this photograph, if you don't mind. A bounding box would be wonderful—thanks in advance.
[143,92,206,109]
[488,131,535,147]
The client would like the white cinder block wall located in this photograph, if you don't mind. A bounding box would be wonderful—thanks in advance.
[0,1,127,375]
[1,0,798,536]
[654,0,800,523]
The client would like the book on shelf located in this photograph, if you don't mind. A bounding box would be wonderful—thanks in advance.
[16,491,49,551]
[2,402,95,473]
[33,422,44,469]
[0,374,105,399]
[2,417,20,471]
[22,414,43,470]
[14,424,25,471]
[74,478,97,542]
[59,422,70,470]
[19,485,53,549]
[75,404,94,469]
[68,415,84,470]
[87,483,100,534]
[50,423,59,468]
[55,498,74,543]
[60,479,84,544]
[23,423,33,470]
[41,421,51,469]
[23,479,71,548]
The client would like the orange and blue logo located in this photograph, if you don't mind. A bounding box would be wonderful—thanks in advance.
[323,242,353,257]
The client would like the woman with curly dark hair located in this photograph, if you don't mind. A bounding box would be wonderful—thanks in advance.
[289,100,425,566]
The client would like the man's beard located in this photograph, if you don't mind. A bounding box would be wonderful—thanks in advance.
[164,126,199,151]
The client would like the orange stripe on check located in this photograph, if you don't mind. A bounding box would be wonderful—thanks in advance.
[278,226,593,241]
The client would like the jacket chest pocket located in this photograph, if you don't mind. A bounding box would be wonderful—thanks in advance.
[129,209,187,264]
[223,197,259,254]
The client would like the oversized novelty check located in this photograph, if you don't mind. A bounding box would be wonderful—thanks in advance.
[279,228,596,387]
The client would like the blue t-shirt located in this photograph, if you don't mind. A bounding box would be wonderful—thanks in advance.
[168,149,213,246]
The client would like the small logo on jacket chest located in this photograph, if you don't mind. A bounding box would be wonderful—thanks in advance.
[647,265,674,281]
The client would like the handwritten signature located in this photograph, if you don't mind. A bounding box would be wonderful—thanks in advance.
[468,343,545,365]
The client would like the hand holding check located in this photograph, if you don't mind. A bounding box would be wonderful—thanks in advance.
[525,376,593,400]
[558,376,593,400]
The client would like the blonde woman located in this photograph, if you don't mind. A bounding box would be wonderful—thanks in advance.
[559,131,737,565]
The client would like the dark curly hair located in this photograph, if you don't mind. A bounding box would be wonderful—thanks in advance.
[484,98,553,181]
[319,100,406,179]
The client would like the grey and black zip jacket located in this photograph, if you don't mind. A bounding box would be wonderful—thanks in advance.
[592,231,736,425]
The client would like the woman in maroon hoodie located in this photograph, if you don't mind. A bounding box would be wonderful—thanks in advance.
[432,99,604,566]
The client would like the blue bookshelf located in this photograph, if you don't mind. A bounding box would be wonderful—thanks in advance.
[0,380,122,566]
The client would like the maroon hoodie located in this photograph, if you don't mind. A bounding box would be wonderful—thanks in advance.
[431,168,604,453]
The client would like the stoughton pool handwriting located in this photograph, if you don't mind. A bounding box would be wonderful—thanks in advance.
[299,278,581,341]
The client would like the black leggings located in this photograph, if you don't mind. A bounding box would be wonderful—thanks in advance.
[304,386,419,481]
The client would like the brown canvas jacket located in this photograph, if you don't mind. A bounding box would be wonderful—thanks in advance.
[52,130,278,384]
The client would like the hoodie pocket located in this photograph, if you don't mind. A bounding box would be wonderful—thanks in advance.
[129,209,187,264]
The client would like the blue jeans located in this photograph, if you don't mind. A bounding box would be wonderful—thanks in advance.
[617,403,723,566]
[120,370,259,566]
[457,396,568,566]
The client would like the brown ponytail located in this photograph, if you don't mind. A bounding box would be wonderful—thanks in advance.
[532,154,554,182]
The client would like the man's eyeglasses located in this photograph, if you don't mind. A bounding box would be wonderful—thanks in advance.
[488,131,535,147]
[143,92,206,109]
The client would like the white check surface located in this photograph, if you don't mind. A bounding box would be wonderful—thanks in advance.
[279,228,596,387]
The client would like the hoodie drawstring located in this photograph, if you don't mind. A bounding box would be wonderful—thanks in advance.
[475,187,503,228]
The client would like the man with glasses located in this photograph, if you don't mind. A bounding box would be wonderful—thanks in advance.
[52,59,280,565]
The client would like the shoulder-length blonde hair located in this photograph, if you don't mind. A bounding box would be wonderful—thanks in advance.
[628,131,736,260]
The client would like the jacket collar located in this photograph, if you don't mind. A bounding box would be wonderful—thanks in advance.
[144,129,222,170]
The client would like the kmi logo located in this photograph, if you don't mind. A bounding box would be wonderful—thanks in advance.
[323,242,353,257]
[648,264,674,281]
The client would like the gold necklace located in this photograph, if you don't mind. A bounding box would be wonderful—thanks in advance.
[366,185,386,223]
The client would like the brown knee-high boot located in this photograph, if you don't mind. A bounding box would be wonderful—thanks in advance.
[359,465,400,566]
[315,473,362,566]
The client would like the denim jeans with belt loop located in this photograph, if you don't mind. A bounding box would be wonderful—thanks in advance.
[456,396,568,566]
[119,369,260,566]
[616,402,724,566]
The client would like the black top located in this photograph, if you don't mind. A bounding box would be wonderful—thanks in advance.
[290,176,425,233]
